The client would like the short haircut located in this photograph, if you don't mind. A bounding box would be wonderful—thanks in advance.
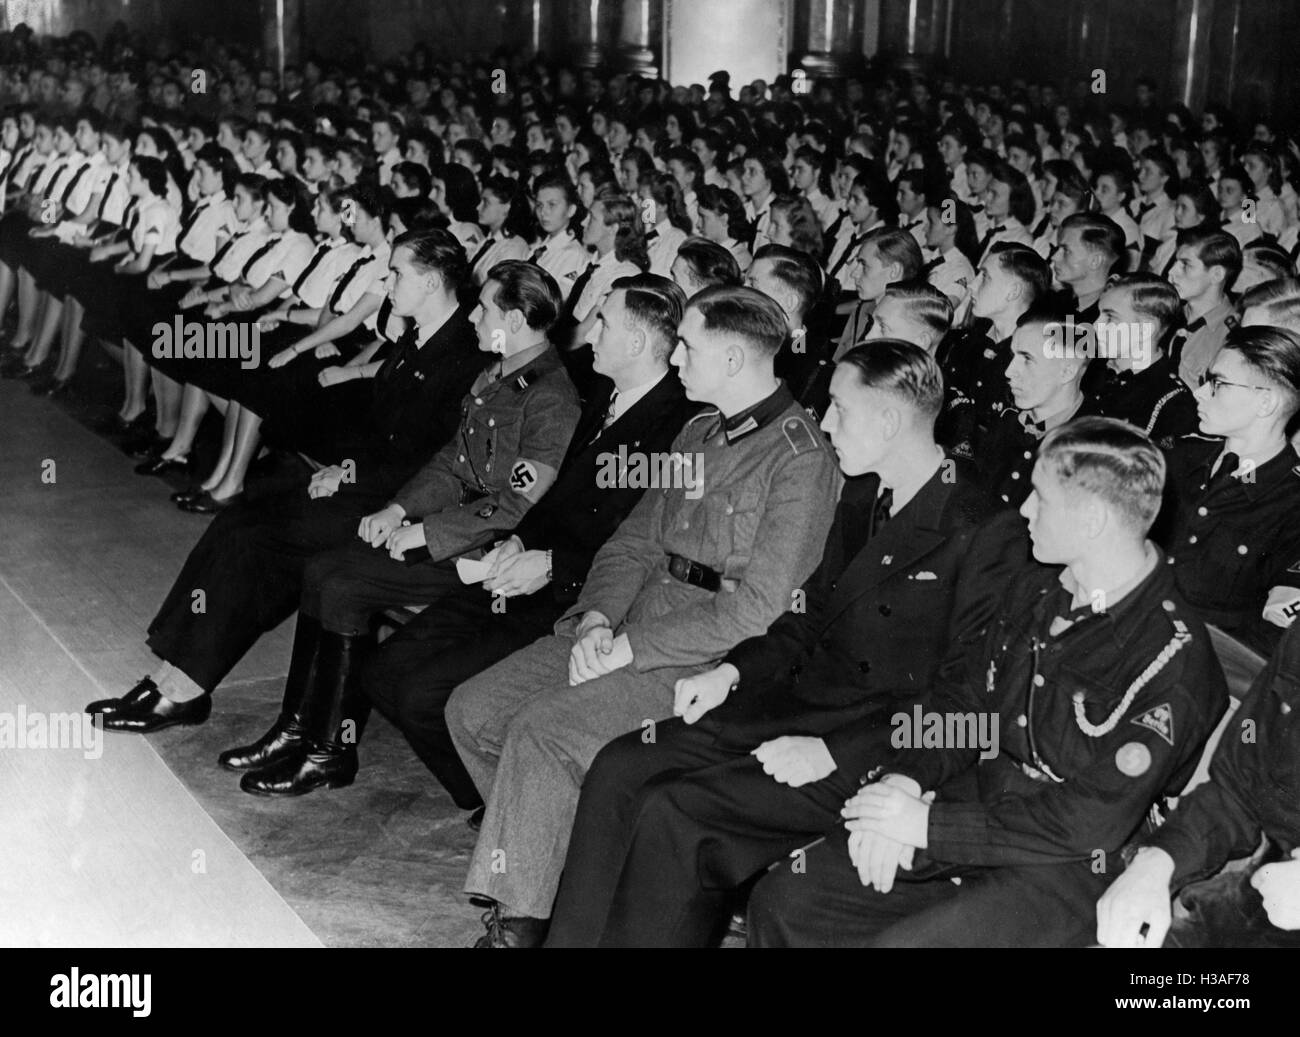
[611,273,688,362]
[1178,227,1243,287]
[1238,276,1300,334]
[1106,273,1184,345]
[484,259,563,331]
[393,227,471,293]
[879,280,954,342]
[1220,324,1300,419]
[863,226,925,281]
[1039,416,1167,534]
[836,339,944,424]
[753,243,822,320]
[1242,239,1294,282]
[687,284,789,359]
[1060,212,1125,270]
[986,243,1052,304]
[675,237,742,290]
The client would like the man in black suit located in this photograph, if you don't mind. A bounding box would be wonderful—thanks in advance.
[545,340,1028,947]
[358,275,697,814]
[85,230,488,732]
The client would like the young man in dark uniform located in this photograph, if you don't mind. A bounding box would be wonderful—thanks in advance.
[748,417,1228,947]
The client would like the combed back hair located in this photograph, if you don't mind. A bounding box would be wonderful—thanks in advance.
[1178,227,1243,287]
[1241,240,1294,282]
[1060,212,1125,269]
[753,243,822,320]
[836,339,944,424]
[485,259,563,331]
[342,181,390,225]
[1107,273,1184,343]
[688,284,789,359]
[1039,416,1167,534]
[863,226,925,282]
[1220,324,1300,418]
[1239,276,1300,334]
[987,242,1052,302]
[880,280,954,341]
[769,194,824,259]
[394,227,471,292]
[388,196,442,233]
[675,237,742,290]
[611,273,688,362]
[233,171,270,207]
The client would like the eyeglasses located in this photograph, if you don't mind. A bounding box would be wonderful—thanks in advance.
[1197,372,1271,397]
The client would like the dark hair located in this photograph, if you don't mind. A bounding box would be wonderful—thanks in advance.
[265,175,313,232]
[611,272,689,361]
[697,185,750,241]
[674,237,742,291]
[687,284,790,359]
[388,195,443,234]
[485,259,563,331]
[863,226,925,282]
[1106,273,1184,351]
[836,339,944,423]
[990,162,1037,226]
[593,193,650,271]
[232,171,270,208]
[480,174,533,239]
[1220,324,1300,416]
[753,243,821,319]
[341,182,390,227]
[1139,146,1179,198]
[1176,180,1220,226]
[393,227,471,292]
[879,280,955,346]
[1039,416,1166,533]
[639,171,693,234]
[130,154,168,197]
[927,192,981,266]
[987,242,1053,303]
[392,160,432,198]
[742,146,791,195]
[1060,212,1126,270]
[1177,227,1243,288]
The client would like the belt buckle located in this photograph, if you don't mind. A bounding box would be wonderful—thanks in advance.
[684,560,703,586]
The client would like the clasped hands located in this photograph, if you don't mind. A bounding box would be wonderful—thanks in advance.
[839,774,935,894]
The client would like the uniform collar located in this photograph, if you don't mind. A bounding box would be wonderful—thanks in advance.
[1047,542,1171,647]
[721,382,794,443]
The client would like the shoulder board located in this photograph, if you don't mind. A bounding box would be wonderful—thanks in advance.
[781,415,821,455]
[512,369,538,393]
[1292,464,1300,478]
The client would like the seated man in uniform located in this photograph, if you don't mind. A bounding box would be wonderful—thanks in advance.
[1097,622,1300,948]
[545,341,1028,947]
[1166,227,1241,390]
[1157,325,1300,687]
[748,417,1228,947]
[445,285,842,947]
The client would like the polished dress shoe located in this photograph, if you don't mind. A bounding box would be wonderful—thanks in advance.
[219,713,310,772]
[472,903,549,948]
[239,744,358,796]
[179,490,243,514]
[94,684,213,733]
[86,676,160,719]
[134,454,190,477]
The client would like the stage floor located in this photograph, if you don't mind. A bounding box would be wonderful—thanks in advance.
[0,375,485,947]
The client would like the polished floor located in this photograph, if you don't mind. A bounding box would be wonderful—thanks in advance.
[0,359,484,947]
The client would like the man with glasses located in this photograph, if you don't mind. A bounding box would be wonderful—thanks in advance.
[1157,325,1300,690]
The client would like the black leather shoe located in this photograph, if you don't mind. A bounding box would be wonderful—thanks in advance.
[86,676,160,719]
[472,903,549,948]
[467,807,485,831]
[135,455,190,476]
[96,685,213,733]
[170,486,204,504]
[219,713,309,772]
[239,744,358,796]
[179,490,243,514]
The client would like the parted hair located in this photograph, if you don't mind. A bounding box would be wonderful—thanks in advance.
[1106,273,1184,345]
[688,284,789,358]
[611,273,688,362]
[1060,211,1126,269]
[1177,227,1243,287]
[485,259,563,332]
[753,243,822,320]
[1220,324,1300,418]
[1238,276,1300,334]
[863,225,925,282]
[593,192,651,271]
[393,227,471,293]
[879,280,955,342]
[1039,416,1166,534]
[836,339,944,423]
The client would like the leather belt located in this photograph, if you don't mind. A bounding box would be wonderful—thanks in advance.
[667,553,723,592]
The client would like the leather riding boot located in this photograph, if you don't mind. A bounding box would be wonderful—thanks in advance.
[240,630,373,797]
[218,613,321,771]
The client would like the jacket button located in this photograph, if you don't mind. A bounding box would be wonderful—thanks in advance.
[1197,506,1208,516]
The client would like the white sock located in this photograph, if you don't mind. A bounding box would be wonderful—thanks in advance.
[154,661,206,703]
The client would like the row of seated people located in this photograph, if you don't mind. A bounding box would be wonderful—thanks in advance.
[0,62,1297,947]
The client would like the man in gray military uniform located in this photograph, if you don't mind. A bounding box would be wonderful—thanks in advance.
[447,285,842,947]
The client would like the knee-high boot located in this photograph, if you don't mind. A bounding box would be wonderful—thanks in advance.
[218,613,320,771]
[240,630,373,797]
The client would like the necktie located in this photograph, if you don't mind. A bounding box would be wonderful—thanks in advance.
[871,488,893,536]
[210,230,246,270]
[565,262,599,316]
[978,225,1006,258]
[327,253,373,311]
[291,240,332,296]
[829,234,866,279]
[823,209,847,250]
[97,171,121,220]
[240,235,282,280]
[58,162,91,206]
[175,197,209,249]
[603,390,619,428]
[645,228,660,243]
[921,255,943,276]
[42,161,72,201]
[1032,214,1051,238]
[0,145,27,186]
[529,243,548,262]
[1138,201,1155,219]
[468,235,495,270]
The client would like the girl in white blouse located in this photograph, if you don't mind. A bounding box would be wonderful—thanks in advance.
[470,175,531,285]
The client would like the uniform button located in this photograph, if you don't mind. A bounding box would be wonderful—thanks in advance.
[468,427,474,434]
[682,521,689,529]
[1011,471,1020,480]
[1188,535,1197,544]
[458,454,466,462]
[1001,494,1010,502]
[1023,450,1032,459]
[829,581,837,591]
[1237,544,1248,555]
[1033,674,1045,687]
[1197,506,1208,516]
[1162,600,1176,612]
[488,418,495,427]
[878,604,891,616]
[1017,714,1028,727]
[590,506,598,514]
[474,397,484,405]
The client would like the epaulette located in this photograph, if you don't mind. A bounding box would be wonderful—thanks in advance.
[511,369,538,393]
[781,414,821,455]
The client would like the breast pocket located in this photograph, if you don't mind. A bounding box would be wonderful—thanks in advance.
[714,487,764,574]
[471,409,521,487]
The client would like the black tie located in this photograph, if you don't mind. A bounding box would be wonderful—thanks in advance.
[529,243,548,263]
[327,253,373,311]
[58,162,91,206]
[96,171,121,220]
[42,161,73,201]
[1138,201,1155,219]
[210,230,247,270]
[564,262,599,318]
[977,225,1006,258]
[829,234,866,279]
[1019,411,1047,436]
[291,240,332,296]
[871,488,893,536]
[1032,214,1051,238]
[0,145,28,186]
[175,198,208,250]
[240,235,282,280]
[823,209,847,252]
[921,255,943,276]
[645,228,659,243]
[468,235,495,270]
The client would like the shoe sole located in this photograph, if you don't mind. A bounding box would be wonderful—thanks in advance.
[240,775,357,797]
[99,715,210,734]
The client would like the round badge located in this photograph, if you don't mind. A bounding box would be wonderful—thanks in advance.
[1115,741,1152,777]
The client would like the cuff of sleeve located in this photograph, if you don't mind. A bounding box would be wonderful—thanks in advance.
[1142,824,1209,889]
[924,801,991,858]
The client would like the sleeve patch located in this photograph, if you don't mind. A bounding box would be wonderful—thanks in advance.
[1130,702,1175,746]
[1115,741,1152,777]
[509,460,538,494]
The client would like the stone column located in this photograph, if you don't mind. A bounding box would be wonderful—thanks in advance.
[571,0,608,68]
[615,0,661,78]
[1170,0,1217,112]
[878,0,950,74]
[794,0,863,79]
[260,0,302,83]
